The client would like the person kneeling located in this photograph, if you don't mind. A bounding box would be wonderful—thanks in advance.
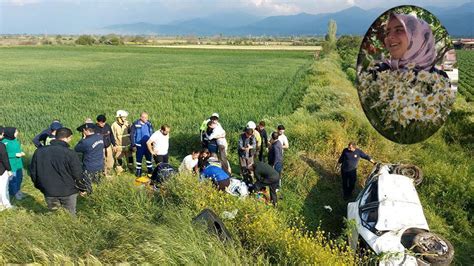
[200,165,230,191]
[248,162,280,207]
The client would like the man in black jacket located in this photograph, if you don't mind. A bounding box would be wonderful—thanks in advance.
[249,161,281,206]
[337,142,376,200]
[30,128,83,215]
[95,114,116,177]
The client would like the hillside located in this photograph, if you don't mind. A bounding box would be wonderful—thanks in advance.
[101,3,474,36]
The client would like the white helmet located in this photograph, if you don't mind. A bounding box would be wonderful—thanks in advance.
[116,110,129,118]
[246,121,256,129]
[211,112,219,118]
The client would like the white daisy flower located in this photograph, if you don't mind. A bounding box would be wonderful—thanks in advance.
[401,106,416,120]
[417,70,430,83]
[424,107,437,120]
[406,62,416,69]
[425,94,437,106]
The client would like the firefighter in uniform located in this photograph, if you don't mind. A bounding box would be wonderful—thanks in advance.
[111,110,134,174]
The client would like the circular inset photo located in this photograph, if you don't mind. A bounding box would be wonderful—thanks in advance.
[356,6,457,144]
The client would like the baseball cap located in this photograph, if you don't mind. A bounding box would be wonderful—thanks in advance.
[50,121,63,131]
[76,122,96,132]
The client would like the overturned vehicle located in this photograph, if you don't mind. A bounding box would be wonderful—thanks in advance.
[347,164,454,265]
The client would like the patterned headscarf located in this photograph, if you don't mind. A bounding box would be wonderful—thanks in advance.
[385,13,436,71]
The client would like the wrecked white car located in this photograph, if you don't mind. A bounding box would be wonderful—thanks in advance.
[347,164,454,265]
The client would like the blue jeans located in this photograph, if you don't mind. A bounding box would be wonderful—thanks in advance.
[9,169,23,196]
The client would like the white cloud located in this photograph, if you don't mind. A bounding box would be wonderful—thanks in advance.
[3,0,40,6]
[244,0,301,14]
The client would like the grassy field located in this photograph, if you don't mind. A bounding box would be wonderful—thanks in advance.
[0,46,472,264]
[0,46,311,155]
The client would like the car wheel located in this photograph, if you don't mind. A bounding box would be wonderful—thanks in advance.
[412,232,454,265]
[393,164,423,186]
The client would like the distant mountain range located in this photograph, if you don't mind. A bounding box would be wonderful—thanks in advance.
[99,3,474,37]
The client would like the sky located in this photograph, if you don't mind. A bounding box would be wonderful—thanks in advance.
[0,0,470,34]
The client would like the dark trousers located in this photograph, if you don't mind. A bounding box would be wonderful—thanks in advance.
[45,193,78,215]
[342,169,357,199]
[258,147,265,162]
[274,161,283,188]
[254,179,280,206]
[84,170,102,184]
[136,145,153,176]
[9,169,23,196]
[154,154,169,164]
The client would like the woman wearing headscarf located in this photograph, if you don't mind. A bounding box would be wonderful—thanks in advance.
[376,13,447,77]
[1,127,26,200]
[0,127,13,210]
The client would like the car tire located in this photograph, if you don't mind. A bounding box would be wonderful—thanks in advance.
[393,164,423,186]
[412,232,454,265]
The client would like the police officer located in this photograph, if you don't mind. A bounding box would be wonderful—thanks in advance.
[75,122,104,183]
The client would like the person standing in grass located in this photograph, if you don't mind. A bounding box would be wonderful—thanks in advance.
[32,120,62,147]
[238,126,257,181]
[147,124,170,164]
[276,124,289,150]
[0,127,13,211]
[256,121,268,162]
[268,132,283,178]
[75,123,104,183]
[205,119,231,175]
[30,128,84,215]
[131,112,154,177]
[111,110,134,174]
[95,114,116,177]
[246,121,261,161]
[199,113,220,145]
[337,142,376,200]
[1,127,26,200]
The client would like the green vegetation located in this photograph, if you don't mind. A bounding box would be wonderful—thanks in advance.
[0,46,472,264]
[336,35,362,83]
[458,50,474,102]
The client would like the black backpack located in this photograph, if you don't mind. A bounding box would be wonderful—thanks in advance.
[151,163,176,184]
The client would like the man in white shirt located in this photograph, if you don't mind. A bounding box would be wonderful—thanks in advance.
[277,124,289,150]
[206,120,231,175]
[147,124,170,165]
[178,150,200,174]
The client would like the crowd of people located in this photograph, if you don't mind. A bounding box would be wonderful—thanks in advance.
[0,111,292,214]
[0,110,375,215]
